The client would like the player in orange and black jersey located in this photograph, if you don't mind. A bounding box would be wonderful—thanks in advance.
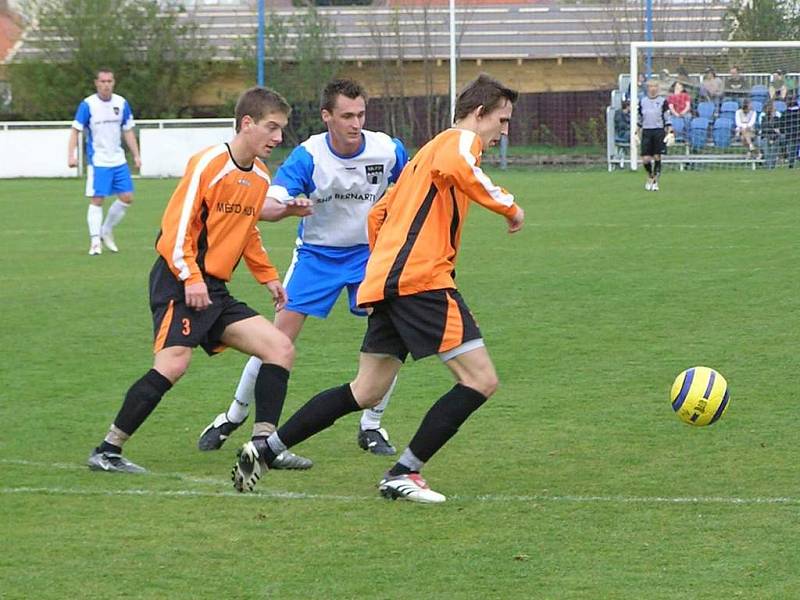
[231,74,525,502]
[87,87,297,474]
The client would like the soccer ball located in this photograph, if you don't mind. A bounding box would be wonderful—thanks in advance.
[670,366,730,426]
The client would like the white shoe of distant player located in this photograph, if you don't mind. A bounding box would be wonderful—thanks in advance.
[101,230,119,252]
[88,238,102,256]
[652,181,660,192]
[378,472,446,504]
[645,180,653,191]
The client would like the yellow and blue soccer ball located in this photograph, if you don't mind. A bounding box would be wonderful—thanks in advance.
[670,366,730,426]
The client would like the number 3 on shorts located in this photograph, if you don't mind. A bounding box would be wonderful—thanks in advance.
[182,318,191,336]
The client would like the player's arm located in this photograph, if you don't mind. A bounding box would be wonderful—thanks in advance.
[68,100,90,168]
[243,226,286,311]
[259,146,315,222]
[445,133,524,234]
[662,98,673,132]
[121,101,141,169]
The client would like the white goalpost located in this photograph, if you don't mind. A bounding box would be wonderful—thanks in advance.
[627,40,800,171]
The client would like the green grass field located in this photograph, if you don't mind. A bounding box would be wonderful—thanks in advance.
[1,168,798,599]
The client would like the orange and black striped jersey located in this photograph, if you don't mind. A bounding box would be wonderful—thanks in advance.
[155,144,279,286]
[358,128,520,305]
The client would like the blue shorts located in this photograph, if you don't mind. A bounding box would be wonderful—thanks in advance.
[85,164,134,198]
[284,243,370,318]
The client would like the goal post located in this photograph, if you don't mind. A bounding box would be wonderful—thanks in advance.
[628,40,800,171]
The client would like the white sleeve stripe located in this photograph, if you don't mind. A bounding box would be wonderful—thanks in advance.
[253,163,271,183]
[457,130,514,208]
[172,144,228,281]
[267,184,292,204]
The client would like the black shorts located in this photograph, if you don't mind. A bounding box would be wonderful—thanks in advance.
[149,257,258,356]
[641,128,666,157]
[361,289,482,361]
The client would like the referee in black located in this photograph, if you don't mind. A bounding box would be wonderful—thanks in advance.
[638,79,673,192]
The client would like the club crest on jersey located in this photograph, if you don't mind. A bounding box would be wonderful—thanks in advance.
[113,106,120,115]
[365,164,384,184]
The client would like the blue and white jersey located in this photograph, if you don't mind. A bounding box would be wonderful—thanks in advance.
[270,130,408,247]
[72,93,135,167]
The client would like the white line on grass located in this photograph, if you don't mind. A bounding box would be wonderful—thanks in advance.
[1,459,797,506]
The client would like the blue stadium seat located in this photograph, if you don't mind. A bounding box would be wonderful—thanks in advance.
[751,85,769,103]
[697,101,716,120]
[720,111,736,123]
[713,117,733,148]
[751,100,764,114]
[690,117,710,150]
[774,100,788,114]
[721,100,739,114]
[671,116,686,141]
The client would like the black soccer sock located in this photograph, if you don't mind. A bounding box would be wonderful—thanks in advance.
[654,159,662,177]
[112,369,172,436]
[275,384,361,449]
[644,161,653,176]
[253,363,290,426]
[405,384,488,464]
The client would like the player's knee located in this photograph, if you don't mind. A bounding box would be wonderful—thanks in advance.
[255,334,294,370]
[157,357,190,383]
[461,371,499,398]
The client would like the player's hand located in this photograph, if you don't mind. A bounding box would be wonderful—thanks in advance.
[507,206,525,234]
[68,156,78,168]
[285,198,313,217]
[133,156,142,170]
[266,280,287,312]
[185,282,212,311]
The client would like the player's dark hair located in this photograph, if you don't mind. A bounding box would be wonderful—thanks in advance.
[95,67,114,78]
[234,86,292,132]
[320,78,368,113]
[453,73,519,122]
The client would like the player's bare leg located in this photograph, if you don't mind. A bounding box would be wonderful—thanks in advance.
[87,196,105,255]
[379,344,497,504]
[88,346,191,473]
[101,191,133,252]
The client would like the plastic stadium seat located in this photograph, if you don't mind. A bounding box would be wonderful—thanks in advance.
[774,100,788,114]
[697,101,716,120]
[713,117,733,148]
[721,100,740,114]
[751,85,769,103]
[690,117,710,150]
[751,100,764,114]
[720,111,736,123]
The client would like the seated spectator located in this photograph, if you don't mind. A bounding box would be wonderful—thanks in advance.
[759,101,782,168]
[769,69,788,99]
[780,95,800,168]
[614,100,631,143]
[726,65,746,98]
[735,99,757,154]
[700,67,724,105]
[667,81,692,127]
[676,65,699,98]
[624,73,647,102]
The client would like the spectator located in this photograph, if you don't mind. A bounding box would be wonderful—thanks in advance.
[676,65,699,98]
[726,65,746,98]
[759,101,782,168]
[700,67,724,105]
[614,100,631,143]
[624,73,646,102]
[658,68,674,96]
[667,81,692,129]
[769,69,788,100]
[780,95,800,168]
[735,99,757,154]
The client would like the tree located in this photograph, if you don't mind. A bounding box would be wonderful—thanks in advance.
[726,0,800,40]
[7,0,214,119]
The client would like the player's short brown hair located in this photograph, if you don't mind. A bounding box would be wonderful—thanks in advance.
[95,67,114,78]
[454,74,519,122]
[320,78,368,113]
[234,86,292,132]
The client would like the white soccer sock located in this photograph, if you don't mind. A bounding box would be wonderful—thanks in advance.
[102,199,129,235]
[360,375,397,430]
[87,204,103,239]
[226,355,262,423]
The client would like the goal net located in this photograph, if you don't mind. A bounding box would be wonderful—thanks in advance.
[620,41,800,171]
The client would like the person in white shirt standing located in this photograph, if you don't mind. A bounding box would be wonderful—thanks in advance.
[68,68,141,255]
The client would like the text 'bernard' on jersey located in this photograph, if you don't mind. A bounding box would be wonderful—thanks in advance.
[155,144,279,287]
[268,130,408,248]
[638,96,671,130]
[357,128,520,306]
[72,93,135,167]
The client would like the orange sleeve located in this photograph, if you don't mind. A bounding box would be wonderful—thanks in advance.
[441,131,519,219]
[367,186,396,250]
[158,154,210,286]
[243,225,279,284]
